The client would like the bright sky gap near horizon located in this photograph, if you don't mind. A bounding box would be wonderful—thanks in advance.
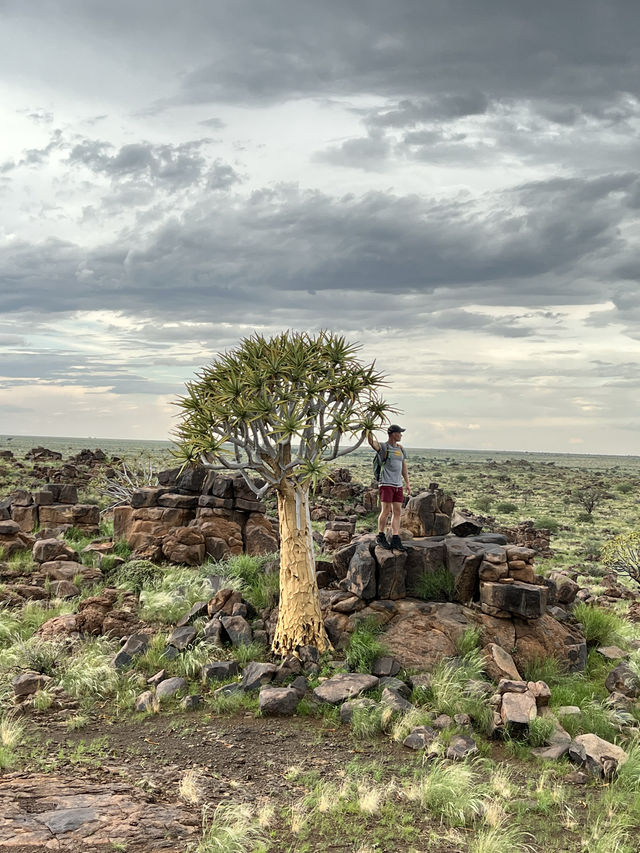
[1,2,639,454]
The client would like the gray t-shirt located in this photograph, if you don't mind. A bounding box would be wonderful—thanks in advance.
[378,442,407,486]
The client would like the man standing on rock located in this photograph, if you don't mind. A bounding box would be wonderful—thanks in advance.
[368,424,410,552]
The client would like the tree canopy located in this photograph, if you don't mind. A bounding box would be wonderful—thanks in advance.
[174,330,393,492]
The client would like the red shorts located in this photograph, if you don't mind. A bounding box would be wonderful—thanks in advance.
[379,485,404,504]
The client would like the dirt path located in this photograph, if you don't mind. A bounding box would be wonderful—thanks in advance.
[2,712,422,852]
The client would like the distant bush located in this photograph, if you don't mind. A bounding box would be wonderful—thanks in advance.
[618,483,634,495]
[582,539,602,561]
[474,497,493,513]
[602,530,640,589]
[576,511,595,524]
[534,516,558,533]
[495,501,518,514]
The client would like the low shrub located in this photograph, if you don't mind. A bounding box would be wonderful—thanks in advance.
[475,497,493,513]
[495,501,518,514]
[533,516,559,533]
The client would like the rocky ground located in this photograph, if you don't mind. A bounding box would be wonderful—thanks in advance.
[1,443,640,852]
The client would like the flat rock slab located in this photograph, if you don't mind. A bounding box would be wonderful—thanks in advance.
[0,773,197,850]
[313,673,379,704]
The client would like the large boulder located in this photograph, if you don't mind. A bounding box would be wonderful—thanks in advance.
[511,613,587,673]
[480,581,547,619]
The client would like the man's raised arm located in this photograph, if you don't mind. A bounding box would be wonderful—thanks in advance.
[367,432,380,452]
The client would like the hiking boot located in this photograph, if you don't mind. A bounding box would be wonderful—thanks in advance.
[390,535,408,552]
[376,532,392,550]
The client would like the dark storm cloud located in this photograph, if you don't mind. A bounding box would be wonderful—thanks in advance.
[1,172,637,328]
[3,1,637,115]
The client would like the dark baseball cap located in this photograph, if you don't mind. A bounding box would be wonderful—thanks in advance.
[387,424,405,433]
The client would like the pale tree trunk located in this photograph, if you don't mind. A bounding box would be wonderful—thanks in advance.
[271,480,329,656]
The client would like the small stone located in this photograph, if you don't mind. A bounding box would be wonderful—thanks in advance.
[446,734,478,761]
[453,713,471,727]
[202,660,239,682]
[597,645,628,661]
[161,645,180,661]
[497,679,528,694]
[403,726,437,750]
[290,676,308,698]
[241,661,277,690]
[181,694,202,711]
[313,673,379,704]
[220,615,253,647]
[557,705,581,717]
[155,677,187,701]
[176,601,209,628]
[500,690,537,726]
[380,687,413,713]
[531,743,571,761]
[371,655,401,677]
[134,690,157,712]
[340,697,378,724]
[203,617,223,644]
[432,714,453,730]
[168,626,197,651]
[147,669,166,686]
[604,663,640,698]
[49,580,80,599]
[527,680,551,707]
[378,677,412,700]
[258,685,300,716]
[212,683,242,700]
[12,671,52,697]
[571,733,628,778]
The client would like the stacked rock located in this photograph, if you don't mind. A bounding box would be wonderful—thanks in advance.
[114,467,278,564]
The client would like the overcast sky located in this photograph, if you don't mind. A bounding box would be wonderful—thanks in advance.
[1,1,639,453]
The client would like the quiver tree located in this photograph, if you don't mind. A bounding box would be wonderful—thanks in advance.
[174,331,392,656]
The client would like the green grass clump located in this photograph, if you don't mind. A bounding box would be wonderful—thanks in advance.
[456,627,483,656]
[415,568,455,601]
[469,820,534,853]
[349,703,386,740]
[345,619,387,673]
[427,649,485,717]
[405,760,482,827]
[573,602,627,647]
[527,716,555,747]
[217,553,279,610]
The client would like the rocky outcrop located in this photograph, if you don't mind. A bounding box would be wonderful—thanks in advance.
[0,485,99,537]
[114,469,278,562]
